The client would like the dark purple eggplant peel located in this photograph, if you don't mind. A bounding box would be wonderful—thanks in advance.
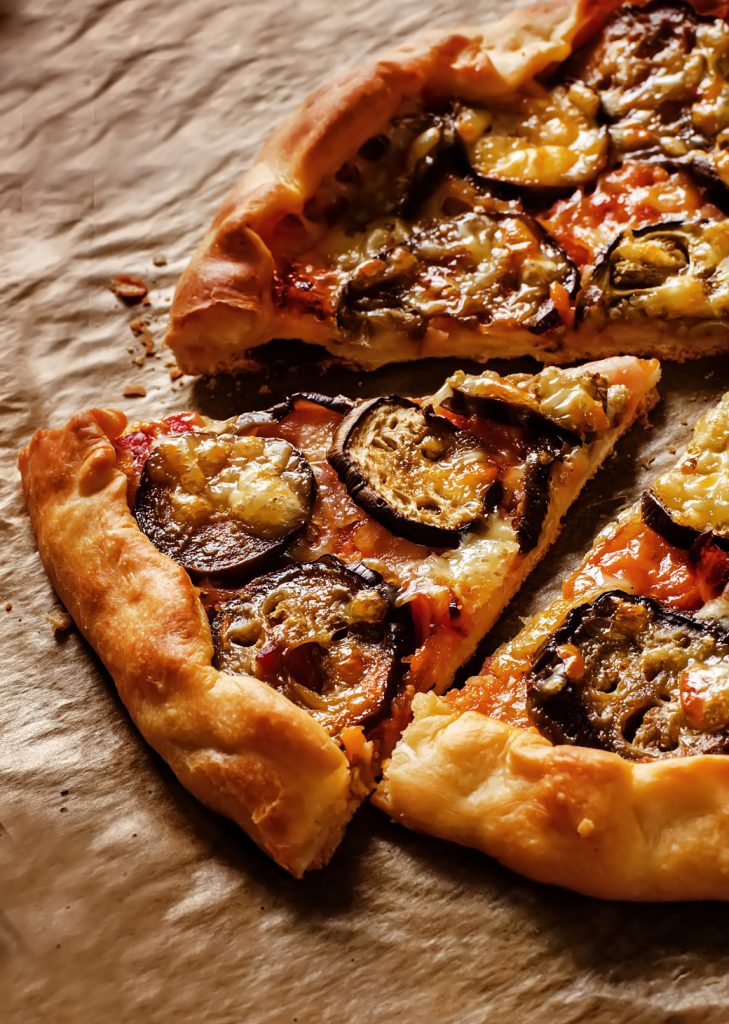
[642,489,729,553]
[527,590,729,761]
[212,556,403,735]
[135,431,316,578]
[328,395,502,549]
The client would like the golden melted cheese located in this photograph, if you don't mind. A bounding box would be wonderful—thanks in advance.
[147,433,312,538]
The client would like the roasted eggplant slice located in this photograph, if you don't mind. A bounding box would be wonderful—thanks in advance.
[300,108,455,233]
[328,396,500,549]
[456,83,608,189]
[580,219,729,324]
[212,557,402,735]
[436,370,584,448]
[229,392,355,434]
[135,432,316,576]
[527,591,729,760]
[337,174,578,338]
[569,1,729,182]
[642,457,729,553]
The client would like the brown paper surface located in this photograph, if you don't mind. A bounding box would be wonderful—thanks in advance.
[3,1,729,1021]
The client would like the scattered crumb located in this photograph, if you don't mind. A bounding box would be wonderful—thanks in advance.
[642,456,656,469]
[169,366,183,381]
[680,418,689,426]
[60,789,70,797]
[132,355,145,367]
[60,807,67,813]
[129,317,155,355]
[153,254,168,267]
[108,273,149,305]
[668,445,676,455]
[258,383,272,395]
[127,345,135,354]
[46,610,72,635]
[123,384,147,398]
[4,602,12,612]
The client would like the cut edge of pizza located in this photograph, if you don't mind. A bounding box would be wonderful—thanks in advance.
[375,390,729,901]
[19,356,659,876]
[166,0,729,376]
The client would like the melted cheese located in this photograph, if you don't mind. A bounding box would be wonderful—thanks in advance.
[147,433,312,537]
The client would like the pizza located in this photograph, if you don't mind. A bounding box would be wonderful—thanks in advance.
[166,0,729,376]
[18,357,658,876]
[376,392,729,901]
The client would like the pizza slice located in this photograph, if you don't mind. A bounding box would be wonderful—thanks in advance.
[19,357,658,876]
[376,391,729,901]
[166,0,729,375]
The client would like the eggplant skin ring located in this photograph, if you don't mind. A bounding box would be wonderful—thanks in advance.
[211,556,403,735]
[135,431,317,577]
[328,395,501,549]
[526,590,729,760]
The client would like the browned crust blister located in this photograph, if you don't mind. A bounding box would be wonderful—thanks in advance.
[376,394,729,901]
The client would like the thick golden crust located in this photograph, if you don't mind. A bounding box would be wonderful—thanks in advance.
[375,691,729,901]
[166,0,729,374]
[376,394,729,901]
[18,410,359,877]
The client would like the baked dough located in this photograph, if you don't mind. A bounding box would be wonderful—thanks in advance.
[166,0,729,375]
[376,393,729,901]
[19,358,658,875]
[19,410,359,878]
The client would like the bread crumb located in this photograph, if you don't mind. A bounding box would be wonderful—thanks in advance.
[153,255,168,267]
[668,445,676,455]
[169,366,183,381]
[129,317,155,355]
[108,273,148,305]
[258,383,272,395]
[577,817,595,838]
[47,610,72,635]
[4,602,12,612]
[123,384,147,398]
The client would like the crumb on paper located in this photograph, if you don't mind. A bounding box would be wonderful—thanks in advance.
[4,602,12,612]
[153,254,167,267]
[258,383,272,395]
[132,355,145,367]
[123,383,147,398]
[47,609,72,636]
[108,273,149,305]
[130,317,155,355]
[169,366,183,381]
[668,445,676,455]
[60,789,70,797]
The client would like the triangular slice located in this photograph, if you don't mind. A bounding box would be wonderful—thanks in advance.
[19,356,659,876]
[167,1,729,375]
[376,391,729,901]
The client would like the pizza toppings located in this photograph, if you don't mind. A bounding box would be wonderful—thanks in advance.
[569,1,729,183]
[328,396,500,549]
[211,557,402,734]
[527,590,729,760]
[539,162,723,269]
[337,176,578,337]
[581,219,729,323]
[643,432,729,549]
[459,82,608,189]
[135,432,316,576]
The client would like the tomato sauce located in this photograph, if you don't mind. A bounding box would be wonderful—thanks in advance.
[114,411,206,503]
[539,162,721,267]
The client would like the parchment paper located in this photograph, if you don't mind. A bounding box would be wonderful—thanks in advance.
[3,2,729,1021]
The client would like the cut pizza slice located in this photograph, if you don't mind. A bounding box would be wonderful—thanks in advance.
[376,390,729,901]
[19,357,659,876]
[166,0,729,375]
